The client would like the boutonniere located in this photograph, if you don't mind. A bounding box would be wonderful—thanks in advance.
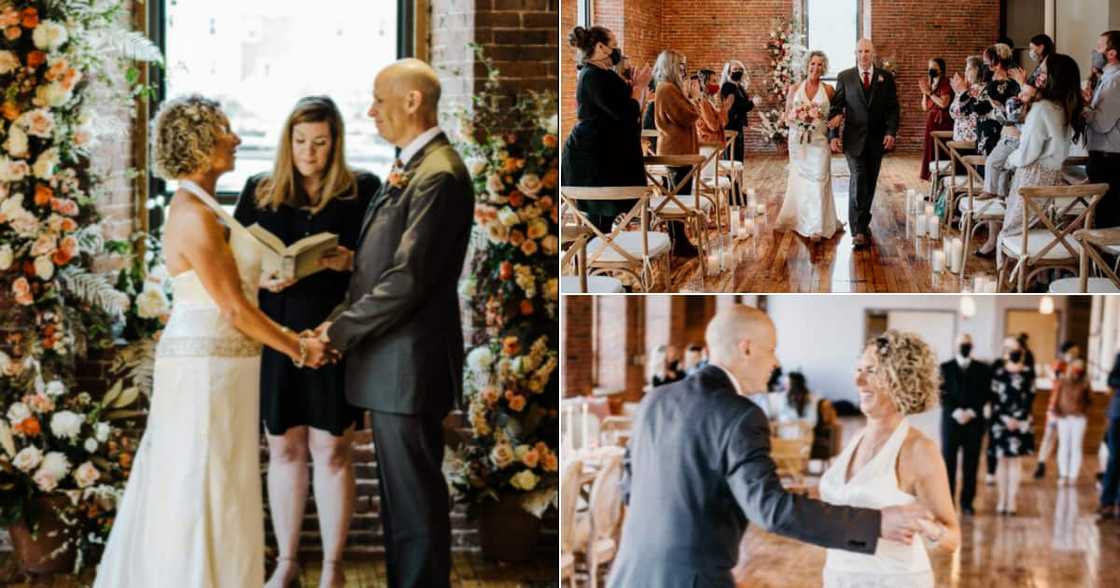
[386,165,415,191]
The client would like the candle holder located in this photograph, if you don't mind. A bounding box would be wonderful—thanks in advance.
[730,205,742,240]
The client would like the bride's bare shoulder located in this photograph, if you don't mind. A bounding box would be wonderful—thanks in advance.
[899,427,941,477]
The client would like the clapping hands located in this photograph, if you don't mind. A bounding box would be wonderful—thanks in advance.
[1008,67,1028,86]
[950,72,967,94]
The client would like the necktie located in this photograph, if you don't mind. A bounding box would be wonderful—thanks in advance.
[862,71,871,91]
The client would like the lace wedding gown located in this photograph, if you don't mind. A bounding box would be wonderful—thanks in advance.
[818,419,934,588]
[94,181,267,587]
[776,81,842,239]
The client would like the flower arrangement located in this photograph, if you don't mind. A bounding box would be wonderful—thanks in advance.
[0,0,162,571]
[758,17,806,146]
[789,100,823,143]
[446,45,559,518]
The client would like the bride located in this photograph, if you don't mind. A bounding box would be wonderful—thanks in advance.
[94,95,330,586]
[819,330,960,588]
[776,50,843,240]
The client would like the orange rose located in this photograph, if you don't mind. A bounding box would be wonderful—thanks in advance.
[499,261,513,280]
[119,452,132,469]
[520,299,534,316]
[26,50,45,69]
[538,196,553,210]
[520,239,538,256]
[501,336,520,357]
[508,191,525,208]
[51,248,71,266]
[508,229,525,247]
[505,392,527,412]
[4,26,20,40]
[1,101,19,121]
[60,218,77,232]
[14,417,40,436]
[542,134,558,149]
[44,58,67,80]
[34,184,53,207]
[542,169,559,189]
[542,453,558,472]
[520,448,540,468]
[20,7,38,28]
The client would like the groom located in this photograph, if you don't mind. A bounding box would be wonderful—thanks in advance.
[608,306,932,588]
[316,59,474,588]
[829,38,900,250]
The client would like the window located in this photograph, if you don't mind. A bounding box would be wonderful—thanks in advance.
[157,0,404,201]
[804,0,860,79]
[578,0,593,28]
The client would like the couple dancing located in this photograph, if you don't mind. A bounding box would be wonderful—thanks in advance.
[609,306,960,588]
[92,59,474,588]
[777,39,900,249]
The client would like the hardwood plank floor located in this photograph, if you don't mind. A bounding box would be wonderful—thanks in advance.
[667,153,999,293]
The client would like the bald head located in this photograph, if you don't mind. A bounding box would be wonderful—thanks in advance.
[856,38,875,70]
[705,306,778,393]
[369,58,442,147]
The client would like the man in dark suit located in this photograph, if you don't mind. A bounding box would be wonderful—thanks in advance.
[828,38,900,249]
[1099,352,1120,519]
[939,333,992,516]
[317,59,473,588]
[608,306,932,588]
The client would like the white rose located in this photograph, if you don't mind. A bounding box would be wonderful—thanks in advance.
[32,148,58,179]
[510,469,540,491]
[0,51,18,75]
[486,222,509,244]
[497,207,520,227]
[45,380,66,397]
[94,422,110,442]
[0,193,25,218]
[136,282,170,319]
[543,113,559,134]
[4,125,28,159]
[490,442,515,469]
[0,157,29,182]
[33,451,70,491]
[84,437,98,453]
[49,410,83,441]
[6,402,31,425]
[13,446,44,472]
[517,173,542,196]
[0,244,12,270]
[34,255,54,281]
[72,461,100,488]
[35,81,72,108]
[467,158,487,176]
[486,173,504,196]
[33,468,59,492]
[467,346,494,373]
[32,21,69,52]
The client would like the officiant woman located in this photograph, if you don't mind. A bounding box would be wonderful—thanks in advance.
[233,95,380,587]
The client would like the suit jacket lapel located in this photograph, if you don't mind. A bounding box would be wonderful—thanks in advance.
[356,133,449,247]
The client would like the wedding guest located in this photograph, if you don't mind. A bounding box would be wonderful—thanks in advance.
[1014,33,1054,103]
[654,48,702,257]
[643,79,657,151]
[920,58,954,180]
[720,59,755,163]
[561,25,653,234]
[990,336,1036,515]
[949,57,984,143]
[777,371,820,428]
[1097,351,1120,518]
[1035,340,1081,478]
[1049,359,1091,485]
[649,344,685,387]
[997,53,1082,258]
[1019,332,1037,371]
[233,96,379,588]
[697,69,731,145]
[939,333,991,515]
[964,44,1019,156]
[1085,31,1120,228]
[683,343,708,376]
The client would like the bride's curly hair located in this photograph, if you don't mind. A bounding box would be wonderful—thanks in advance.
[152,94,227,180]
[866,330,940,415]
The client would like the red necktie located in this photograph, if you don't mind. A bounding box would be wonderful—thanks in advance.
[862,71,871,91]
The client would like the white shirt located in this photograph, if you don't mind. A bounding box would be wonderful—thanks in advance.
[398,126,443,167]
[956,356,971,369]
[858,65,874,83]
[1007,100,1073,171]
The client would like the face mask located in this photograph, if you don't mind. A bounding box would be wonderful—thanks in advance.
[609,48,622,66]
[1092,49,1107,70]
[730,71,744,82]
[1008,350,1023,363]
[929,68,939,78]
[959,343,972,358]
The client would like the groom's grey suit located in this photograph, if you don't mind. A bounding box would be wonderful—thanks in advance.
[327,132,473,588]
[607,366,881,588]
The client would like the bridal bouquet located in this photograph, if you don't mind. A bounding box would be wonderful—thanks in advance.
[790,100,823,143]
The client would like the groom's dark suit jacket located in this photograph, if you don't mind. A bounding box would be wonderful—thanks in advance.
[828,67,900,156]
[327,133,474,417]
[607,366,881,588]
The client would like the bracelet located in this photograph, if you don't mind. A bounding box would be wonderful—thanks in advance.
[295,336,309,368]
[930,523,945,543]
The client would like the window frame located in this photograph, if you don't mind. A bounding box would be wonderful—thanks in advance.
[801,0,863,82]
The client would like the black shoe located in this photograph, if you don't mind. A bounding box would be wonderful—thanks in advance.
[1034,462,1046,479]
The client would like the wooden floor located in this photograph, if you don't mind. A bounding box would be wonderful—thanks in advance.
[0,553,556,587]
[668,153,1000,293]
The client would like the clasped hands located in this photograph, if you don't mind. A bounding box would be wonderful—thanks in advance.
[951,408,977,425]
[295,321,340,369]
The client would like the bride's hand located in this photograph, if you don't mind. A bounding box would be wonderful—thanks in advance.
[827,114,843,129]
[260,273,297,293]
[916,518,945,543]
[298,335,330,369]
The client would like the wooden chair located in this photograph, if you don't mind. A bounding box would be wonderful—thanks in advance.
[644,153,713,274]
[573,454,624,588]
[940,140,976,227]
[560,185,670,292]
[560,457,583,588]
[719,129,744,206]
[996,183,1108,292]
[928,130,955,202]
[560,232,625,294]
[1049,227,1120,293]
[698,133,737,236]
[955,153,1003,285]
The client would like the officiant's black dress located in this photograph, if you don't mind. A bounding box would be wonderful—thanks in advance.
[234,171,380,436]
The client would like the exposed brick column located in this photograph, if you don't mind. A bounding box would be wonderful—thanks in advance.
[563,296,594,397]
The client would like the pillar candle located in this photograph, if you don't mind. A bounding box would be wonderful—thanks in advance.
[915,214,927,237]
[932,250,945,273]
[949,238,963,273]
[929,217,941,239]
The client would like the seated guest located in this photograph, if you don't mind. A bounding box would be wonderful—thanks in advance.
[920,58,954,180]
[1086,30,1120,228]
[997,54,1082,264]
[1049,359,1092,485]
[949,56,984,143]
[649,344,686,387]
[654,48,702,257]
[777,371,820,428]
[561,25,653,234]
[939,334,991,515]
[696,69,731,145]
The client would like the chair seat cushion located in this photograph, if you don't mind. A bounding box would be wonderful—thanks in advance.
[718,160,744,171]
[1000,229,1082,260]
[928,160,953,174]
[700,176,733,189]
[560,275,625,294]
[650,195,715,213]
[1048,277,1120,293]
[941,175,970,190]
[959,198,1005,216]
[586,231,672,263]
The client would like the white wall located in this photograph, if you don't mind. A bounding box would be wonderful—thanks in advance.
[766,295,1065,405]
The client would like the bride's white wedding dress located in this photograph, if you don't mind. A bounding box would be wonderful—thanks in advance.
[776,80,842,239]
[819,419,934,588]
[94,181,266,587]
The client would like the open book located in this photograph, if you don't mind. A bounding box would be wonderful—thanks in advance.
[247,223,339,281]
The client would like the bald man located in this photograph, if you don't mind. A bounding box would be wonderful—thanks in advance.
[608,306,932,588]
[318,58,472,588]
[938,333,991,516]
[827,39,900,249]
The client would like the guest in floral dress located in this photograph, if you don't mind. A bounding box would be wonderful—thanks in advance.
[989,336,1036,515]
[949,56,984,143]
[963,44,1020,156]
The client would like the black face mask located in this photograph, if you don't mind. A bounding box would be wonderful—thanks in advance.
[929,68,939,78]
[959,343,972,358]
[1092,49,1107,71]
[730,71,744,82]
[1008,350,1023,363]
[609,48,622,66]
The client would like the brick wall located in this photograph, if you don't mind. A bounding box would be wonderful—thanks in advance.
[563,296,594,397]
[562,0,1002,154]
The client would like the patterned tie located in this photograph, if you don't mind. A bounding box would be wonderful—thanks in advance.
[862,71,871,91]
